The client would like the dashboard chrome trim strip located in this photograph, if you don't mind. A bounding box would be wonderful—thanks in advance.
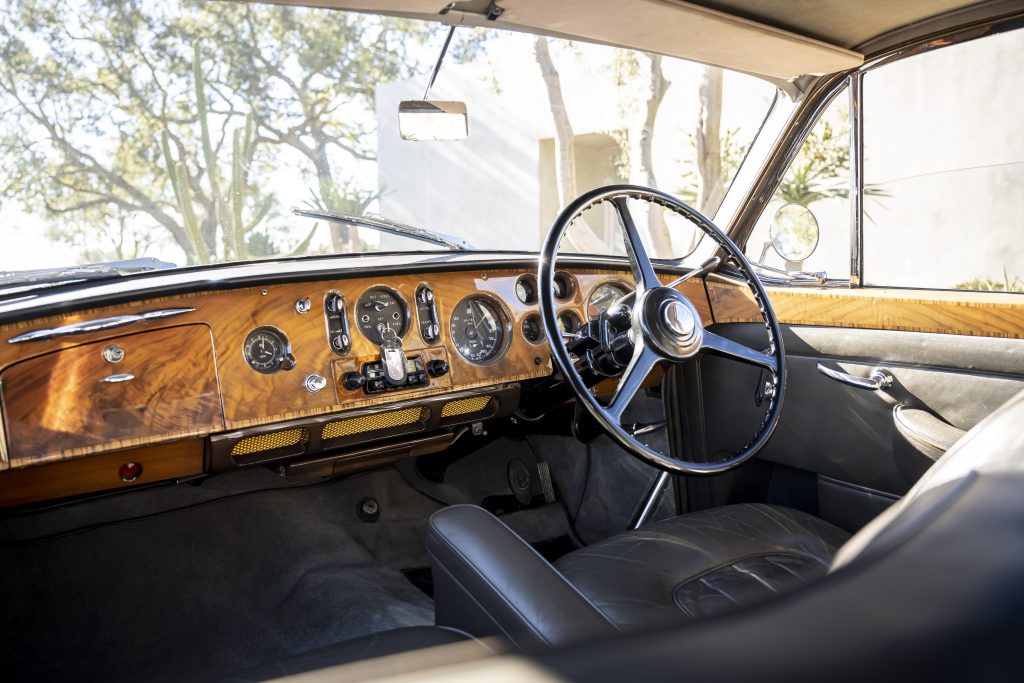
[8,308,196,344]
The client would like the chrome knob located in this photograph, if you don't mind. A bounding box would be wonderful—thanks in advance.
[304,374,327,393]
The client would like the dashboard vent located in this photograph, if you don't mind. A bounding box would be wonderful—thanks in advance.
[322,407,428,441]
[440,395,495,420]
[230,428,310,457]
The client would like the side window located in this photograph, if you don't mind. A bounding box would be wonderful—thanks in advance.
[745,91,851,281]
[863,29,1024,292]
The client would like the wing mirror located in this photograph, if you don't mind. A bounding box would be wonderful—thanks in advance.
[398,100,468,141]
[769,203,820,262]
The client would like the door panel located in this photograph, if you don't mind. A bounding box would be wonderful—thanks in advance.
[700,323,1024,511]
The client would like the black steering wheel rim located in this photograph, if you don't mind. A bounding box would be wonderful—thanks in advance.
[538,184,786,474]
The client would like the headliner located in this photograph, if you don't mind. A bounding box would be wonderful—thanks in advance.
[257,0,1013,80]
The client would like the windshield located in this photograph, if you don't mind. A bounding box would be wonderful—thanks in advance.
[0,0,776,278]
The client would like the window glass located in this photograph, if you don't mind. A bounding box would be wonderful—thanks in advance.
[745,91,850,280]
[0,0,776,282]
[863,29,1024,292]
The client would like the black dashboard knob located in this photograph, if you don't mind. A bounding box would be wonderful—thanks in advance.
[342,371,365,390]
[427,359,449,377]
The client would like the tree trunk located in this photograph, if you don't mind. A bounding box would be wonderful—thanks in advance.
[534,36,604,253]
[633,54,672,256]
[309,142,352,253]
[695,66,726,218]
[534,36,576,208]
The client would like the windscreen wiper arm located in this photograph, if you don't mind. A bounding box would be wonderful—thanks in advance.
[293,208,473,251]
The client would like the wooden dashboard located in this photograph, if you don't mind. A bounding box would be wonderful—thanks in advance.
[1,257,1019,508]
[0,267,711,489]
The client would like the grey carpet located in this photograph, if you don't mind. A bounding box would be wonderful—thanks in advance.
[0,467,440,683]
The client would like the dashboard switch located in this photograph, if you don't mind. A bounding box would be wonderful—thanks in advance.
[342,371,365,391]
[427,359,450,377]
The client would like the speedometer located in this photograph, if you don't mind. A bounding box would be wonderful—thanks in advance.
[356,286,408,345]
[587,281,632,320]
[449,296,508,363]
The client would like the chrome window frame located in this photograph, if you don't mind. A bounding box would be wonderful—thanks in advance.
[726,10,1024,290]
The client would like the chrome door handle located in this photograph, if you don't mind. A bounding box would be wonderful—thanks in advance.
[816,363,893,390]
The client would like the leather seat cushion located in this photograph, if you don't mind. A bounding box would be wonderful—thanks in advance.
[220,626,488,682]
[555,503,850,630]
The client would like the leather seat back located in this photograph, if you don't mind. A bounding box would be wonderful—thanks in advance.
[832,387,1024,569]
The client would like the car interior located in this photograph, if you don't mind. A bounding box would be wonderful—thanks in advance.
[1,1,1023,681]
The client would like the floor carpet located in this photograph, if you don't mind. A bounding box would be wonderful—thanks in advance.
[0,467,440,682]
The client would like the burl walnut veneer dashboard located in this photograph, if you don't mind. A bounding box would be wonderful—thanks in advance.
[0,265,711,507]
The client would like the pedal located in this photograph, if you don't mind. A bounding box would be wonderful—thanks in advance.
[507,459,533,505]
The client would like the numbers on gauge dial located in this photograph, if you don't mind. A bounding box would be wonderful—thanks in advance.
[356,286,408,345]
[243,327,292,374]
[450,296,506,363]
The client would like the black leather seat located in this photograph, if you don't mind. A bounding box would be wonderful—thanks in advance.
[427,388,1024,648]
[427,502,848,646]
[555,503,849,629]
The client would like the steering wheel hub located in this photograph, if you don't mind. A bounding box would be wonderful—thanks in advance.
[635,287,703,360]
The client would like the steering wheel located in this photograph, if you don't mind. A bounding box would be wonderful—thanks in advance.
[538,185,785,474]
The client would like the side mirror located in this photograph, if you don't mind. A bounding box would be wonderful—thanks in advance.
[398,101,468,141]
[769,203,819,262]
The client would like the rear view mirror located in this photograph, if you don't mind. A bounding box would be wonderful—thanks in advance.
[770,203,819,262]
[398,101,468,141]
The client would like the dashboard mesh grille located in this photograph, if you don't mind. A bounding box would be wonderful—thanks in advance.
[440,395,494,419]
[322,407,427,441]
[230,428,309,457]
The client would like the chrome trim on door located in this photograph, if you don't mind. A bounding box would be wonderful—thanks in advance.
[7,308,195,343]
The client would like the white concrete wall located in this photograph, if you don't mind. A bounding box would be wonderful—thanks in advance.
[375,67,549,252]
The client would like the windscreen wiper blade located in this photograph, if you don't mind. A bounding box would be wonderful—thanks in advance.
[293,208,473,251]
[0,258,177,293]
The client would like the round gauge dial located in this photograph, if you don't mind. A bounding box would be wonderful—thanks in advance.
[553,271,577,301]
[515,275,538,304]
[356,286,408,345]
[558,310,582,336]
[588,281,632,320]
[522,314,543,344]
[450,296,507,363]
[243,327,292,374]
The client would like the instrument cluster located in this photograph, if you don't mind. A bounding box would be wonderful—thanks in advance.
[241,272,636,389]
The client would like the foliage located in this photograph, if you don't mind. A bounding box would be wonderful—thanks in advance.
[956,268,1024,292]
[776,112,850,206]
[0,0,440,264]
[675,127,746,208]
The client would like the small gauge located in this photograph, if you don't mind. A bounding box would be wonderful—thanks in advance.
[356,286,408,345]
[515,275,538,304]
[553,271,577,301]
[522,314,543,344]
[588,281,632,320]
[450,296,508,363]
[243,327,294,374]
[558,310,582,336]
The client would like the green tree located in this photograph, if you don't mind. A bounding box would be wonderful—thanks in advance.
[0,0,436,264]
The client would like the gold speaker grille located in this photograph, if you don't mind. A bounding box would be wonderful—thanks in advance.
[440,395,494,418]
[231,428,309,457]
[322,407,428,441]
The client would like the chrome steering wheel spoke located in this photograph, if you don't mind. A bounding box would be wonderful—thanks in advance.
[701,331,778,373]
[612,197,660,293]
[604,341,661,423]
